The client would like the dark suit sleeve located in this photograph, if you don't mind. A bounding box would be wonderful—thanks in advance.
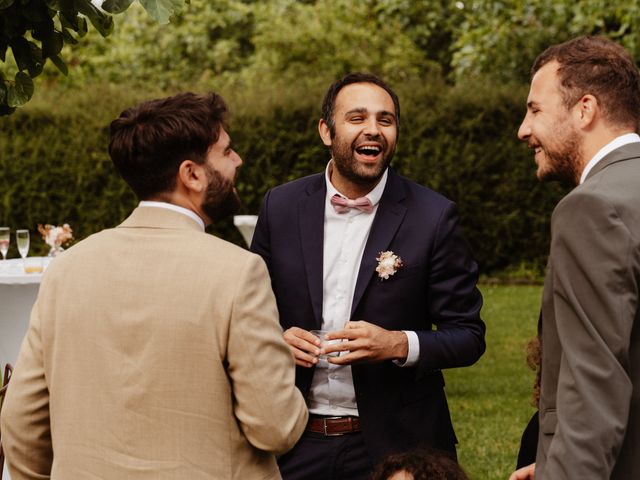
[250,190,272,274]
[416,203,485,371]
[542,191,636,478]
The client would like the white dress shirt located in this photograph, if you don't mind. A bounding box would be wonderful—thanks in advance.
[138,201,206,231]
[580,133,640,184]
[307,162,419,417]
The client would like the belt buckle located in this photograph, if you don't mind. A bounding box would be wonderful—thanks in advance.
[323,416,345,437]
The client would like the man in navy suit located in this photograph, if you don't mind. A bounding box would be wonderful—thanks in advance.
[251,72,485,480]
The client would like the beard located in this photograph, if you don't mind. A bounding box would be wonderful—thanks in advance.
[535,123,582,186]
[201,165,241,223]
[331,133,396,187]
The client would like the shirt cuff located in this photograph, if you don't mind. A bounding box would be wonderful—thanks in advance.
[393,331,420,367]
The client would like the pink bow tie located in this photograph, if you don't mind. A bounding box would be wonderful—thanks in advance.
[330,194,374,214]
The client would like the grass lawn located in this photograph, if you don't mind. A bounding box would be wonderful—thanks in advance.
[445,284,542,479]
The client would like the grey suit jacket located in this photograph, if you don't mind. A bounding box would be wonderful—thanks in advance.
[536,143,640,479]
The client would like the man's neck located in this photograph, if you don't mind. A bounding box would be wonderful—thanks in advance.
[148,192,210,226]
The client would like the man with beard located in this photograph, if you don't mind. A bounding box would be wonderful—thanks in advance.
[0,92,308,479]
[510,36,640,480]
[251,73,486,479]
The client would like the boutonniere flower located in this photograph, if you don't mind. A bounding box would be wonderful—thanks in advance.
[376,251,403,280]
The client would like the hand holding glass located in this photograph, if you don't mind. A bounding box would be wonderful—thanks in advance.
[310,330,344,358]
[16,229,30,259]
[0,227,9,260]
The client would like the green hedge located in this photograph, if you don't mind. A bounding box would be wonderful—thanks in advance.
[0,80,566,274]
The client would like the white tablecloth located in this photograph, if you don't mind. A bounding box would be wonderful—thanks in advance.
[0,258,47,369]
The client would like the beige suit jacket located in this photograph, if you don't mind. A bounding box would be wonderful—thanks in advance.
[0,206,308,479]
[537,144,640,479]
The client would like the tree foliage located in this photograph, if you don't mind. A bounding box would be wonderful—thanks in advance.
[0,0,187,115]
[453,0,640,83]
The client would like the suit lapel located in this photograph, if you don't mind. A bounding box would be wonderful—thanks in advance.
[299,175,327,328]
[586,142,640,181]
[351,171,407,317]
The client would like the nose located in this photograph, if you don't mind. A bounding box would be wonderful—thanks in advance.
[363,117,381,136]
[233,150,243,168]
[518,115,531,141]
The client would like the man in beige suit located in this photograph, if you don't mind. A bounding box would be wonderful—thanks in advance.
[0,92,308,479]
[511,37,640,479]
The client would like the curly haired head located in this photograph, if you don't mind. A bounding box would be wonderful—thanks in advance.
[371,448,469,480]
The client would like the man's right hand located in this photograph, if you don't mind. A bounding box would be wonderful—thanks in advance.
[283,327,321,367]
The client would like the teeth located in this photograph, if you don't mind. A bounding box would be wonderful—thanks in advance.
[358,146,381,153]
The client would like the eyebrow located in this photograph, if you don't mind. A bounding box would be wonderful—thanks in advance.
[527,101,539,109]
[224,140,233,153]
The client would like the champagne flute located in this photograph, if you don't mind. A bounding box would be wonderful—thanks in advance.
[0,227,9,260]
[16,229,30,260]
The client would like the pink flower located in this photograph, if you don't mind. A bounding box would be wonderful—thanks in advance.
[375,251,403,280]
[38,223,74,248]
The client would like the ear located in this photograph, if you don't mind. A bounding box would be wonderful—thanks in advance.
[576,94,598,128]
[318,119,332,147]
[177,160,207,194]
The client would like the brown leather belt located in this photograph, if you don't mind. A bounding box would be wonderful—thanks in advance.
[306,416,361,436]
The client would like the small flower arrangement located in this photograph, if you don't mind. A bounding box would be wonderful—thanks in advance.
[375,251,403,280]
[38,223,74,257]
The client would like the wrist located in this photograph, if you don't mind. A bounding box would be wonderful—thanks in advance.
[391,330,409,360]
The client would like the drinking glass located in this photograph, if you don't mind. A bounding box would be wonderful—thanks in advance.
[0,227,9,260]
[16,229,30,259]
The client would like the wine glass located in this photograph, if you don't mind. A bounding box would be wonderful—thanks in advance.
[16,229,30,260]
[0,227,9,260]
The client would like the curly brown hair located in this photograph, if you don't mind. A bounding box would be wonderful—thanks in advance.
[370,448,469,480]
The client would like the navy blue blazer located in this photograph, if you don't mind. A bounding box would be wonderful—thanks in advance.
[251,169,485,463]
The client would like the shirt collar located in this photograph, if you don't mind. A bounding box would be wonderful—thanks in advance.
[324,160,388,206]
[580,133,640,184]
[138,201,206,231]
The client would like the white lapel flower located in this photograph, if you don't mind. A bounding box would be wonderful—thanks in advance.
[376,251,403,280]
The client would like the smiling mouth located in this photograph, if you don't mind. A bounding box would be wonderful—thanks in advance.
[355,144,382,158]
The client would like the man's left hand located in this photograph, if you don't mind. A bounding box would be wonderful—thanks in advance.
[322,321,408,364]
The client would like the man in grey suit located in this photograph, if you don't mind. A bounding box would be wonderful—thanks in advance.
[511,36,640,480]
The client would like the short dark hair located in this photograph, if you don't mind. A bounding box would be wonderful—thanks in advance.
[109,92,228,199]
[371,448,469,480]
[532,36,640,130]
[321,72,401,136]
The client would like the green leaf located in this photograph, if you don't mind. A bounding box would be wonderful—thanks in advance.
[60,26,79,44]
[140,0,185,24]
[9,38,44,77]
[101,0,135,15]
[76,0,114,37]
[7,71,34,107]
[42,30,64,57]
[0,0,15,8]
[50,53,68,75]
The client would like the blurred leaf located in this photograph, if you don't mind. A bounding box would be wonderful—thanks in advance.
[50,53,68,75]
[22,2,53,21]
[0,0,14,8]
[9,37,44,77]
[101,0,135,14]
[140,0,184,24]
[7,71,34,107]
[76,0,114,36]
[42,30,64,57]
